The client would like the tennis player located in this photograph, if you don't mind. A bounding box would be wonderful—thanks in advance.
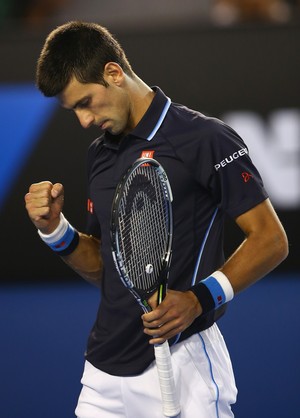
[24,21,288,418]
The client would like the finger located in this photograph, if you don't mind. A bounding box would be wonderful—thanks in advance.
[142,305,166,324]
[143,295,171,321]
[146,291,158,311]
[25,201,48,222]
[28,181,53,195]
[144,317,180,335]
[145,323,183,345]
[148,336,166,345]
[142,319,162,330]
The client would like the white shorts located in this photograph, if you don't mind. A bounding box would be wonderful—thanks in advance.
[75,323,237,418]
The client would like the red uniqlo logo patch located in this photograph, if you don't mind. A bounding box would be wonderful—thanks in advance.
[87,198,94,214]
[217,295,223,305]
[55,241,66,249]
[141,150,155,159]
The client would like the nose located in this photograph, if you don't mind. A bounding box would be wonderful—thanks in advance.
[76,110,94,129]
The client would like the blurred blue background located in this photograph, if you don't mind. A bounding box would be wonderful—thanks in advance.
[1,275,299,417]
[0,1,299,417]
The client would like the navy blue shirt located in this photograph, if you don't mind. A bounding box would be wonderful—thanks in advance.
[85,87,268,376]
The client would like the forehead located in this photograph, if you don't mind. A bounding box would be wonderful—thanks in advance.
[59,77,103,109]
[59,77,87,109]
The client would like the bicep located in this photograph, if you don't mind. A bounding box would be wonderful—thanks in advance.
[221,199,288,293]
[235,198,286,240]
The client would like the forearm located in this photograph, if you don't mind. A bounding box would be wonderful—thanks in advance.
[61,233,103,287]
[221,226,288,294]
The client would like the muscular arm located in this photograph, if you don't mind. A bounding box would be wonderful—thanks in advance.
[61,233,103,287]
[143,198,289,343]
[220,198,288,293]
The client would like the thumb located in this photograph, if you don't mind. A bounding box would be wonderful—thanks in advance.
[51,183,64,199]
[147,291,159,310]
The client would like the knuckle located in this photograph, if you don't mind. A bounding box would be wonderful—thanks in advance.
[30,181,53,194]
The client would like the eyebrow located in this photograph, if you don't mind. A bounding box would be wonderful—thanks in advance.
[62,95,90,111]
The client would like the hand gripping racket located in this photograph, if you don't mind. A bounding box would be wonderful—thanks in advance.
[111,157,180,417]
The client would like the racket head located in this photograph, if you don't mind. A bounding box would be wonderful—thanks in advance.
[111,158,173,307]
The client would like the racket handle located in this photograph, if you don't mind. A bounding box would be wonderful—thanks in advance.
[154,341,181,417]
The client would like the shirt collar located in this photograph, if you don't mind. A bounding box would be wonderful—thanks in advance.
[103,87,171,149]
[130,86,171,141]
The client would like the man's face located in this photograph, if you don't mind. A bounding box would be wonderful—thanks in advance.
[59,73,132,135]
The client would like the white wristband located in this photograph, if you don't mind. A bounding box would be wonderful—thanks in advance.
[190,270,234,314]
[211,271,234,303]
[37,213,79,256]
[38,213,68,244]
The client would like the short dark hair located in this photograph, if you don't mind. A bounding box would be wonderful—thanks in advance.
[36,21,134,97]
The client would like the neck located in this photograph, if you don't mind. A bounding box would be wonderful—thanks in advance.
[125,74,155,133]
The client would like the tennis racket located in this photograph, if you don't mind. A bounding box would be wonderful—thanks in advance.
[111,157,180,417]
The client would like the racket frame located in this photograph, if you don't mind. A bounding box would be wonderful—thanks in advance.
[110,157,180,416]
[111,157,173,313]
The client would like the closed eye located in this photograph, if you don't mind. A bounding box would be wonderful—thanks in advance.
[75,98,91,109]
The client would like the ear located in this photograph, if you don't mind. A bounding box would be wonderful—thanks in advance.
[103,62,124,85]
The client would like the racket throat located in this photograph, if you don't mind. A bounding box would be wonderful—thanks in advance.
[157,264,169,305]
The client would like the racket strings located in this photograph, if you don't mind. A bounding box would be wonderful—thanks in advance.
[118,165,170,291]
[123,172,164,287]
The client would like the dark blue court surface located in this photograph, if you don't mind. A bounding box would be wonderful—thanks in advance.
[0,274,299,418]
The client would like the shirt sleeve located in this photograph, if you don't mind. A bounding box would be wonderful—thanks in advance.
[175,116,269,219]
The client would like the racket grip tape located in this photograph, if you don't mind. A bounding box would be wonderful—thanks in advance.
[154,341,181,417]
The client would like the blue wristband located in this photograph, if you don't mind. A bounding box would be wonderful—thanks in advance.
[201,276,226,308]
[48,223,78,255]
[189,271,234,315]
[38,214,79,256]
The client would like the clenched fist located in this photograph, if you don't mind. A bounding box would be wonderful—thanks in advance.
[24,181,64,234]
